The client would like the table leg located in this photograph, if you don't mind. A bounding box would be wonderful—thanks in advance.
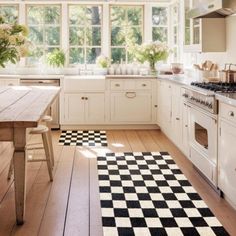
[13,127,26,225]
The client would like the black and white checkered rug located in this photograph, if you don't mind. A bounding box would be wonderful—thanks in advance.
[59,130,107,146]
[97,152,229,236]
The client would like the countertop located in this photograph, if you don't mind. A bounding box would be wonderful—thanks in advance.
[216,93,236,107]
[1,73,236,107]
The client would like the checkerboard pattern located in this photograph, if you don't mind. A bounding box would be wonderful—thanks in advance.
[97,152,229,236]
[59,130,107,146]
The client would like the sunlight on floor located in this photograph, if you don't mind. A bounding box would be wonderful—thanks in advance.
[111,143,124,147]
[78,147,113,159]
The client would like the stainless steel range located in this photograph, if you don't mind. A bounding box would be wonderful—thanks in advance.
[182,82,236,187]
[183,82,236,114]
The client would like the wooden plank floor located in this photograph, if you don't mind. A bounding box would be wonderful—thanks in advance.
[0,130,236,236]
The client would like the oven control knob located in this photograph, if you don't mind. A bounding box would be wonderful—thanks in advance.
[200,100,205,105]
[190,96,194,100]
[196,99,200,103]
[208,103,213,109]
[182,93,189,98]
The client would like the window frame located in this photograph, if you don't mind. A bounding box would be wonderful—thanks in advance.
[68,4,103,66]
[151,5,169,43]
[25,3,62,67]
[109,4,144,64]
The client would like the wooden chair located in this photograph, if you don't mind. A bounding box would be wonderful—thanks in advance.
[8,116,54,181]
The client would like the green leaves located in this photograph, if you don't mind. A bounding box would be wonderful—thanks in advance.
[46,49,65,68]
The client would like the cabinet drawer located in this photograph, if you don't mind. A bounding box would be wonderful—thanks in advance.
[5,79,19,86]
[219,102,236,123]
[110,80,152,91]
[135,80,151,90]
[110,81,124,90]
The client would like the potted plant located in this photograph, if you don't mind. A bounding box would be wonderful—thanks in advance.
[46,49,66,74]
[130,41,171,75]
[0,16,30,68]
[95,55,109,75]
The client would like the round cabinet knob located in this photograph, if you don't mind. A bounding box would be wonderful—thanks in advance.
[228,111,234,117]
[182,93,189,98]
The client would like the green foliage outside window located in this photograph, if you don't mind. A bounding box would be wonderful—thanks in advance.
[110,6,143,64]
[0,5,18,24]
[152,7,168,43]
[27,5,61,66]
[69,5,102,65]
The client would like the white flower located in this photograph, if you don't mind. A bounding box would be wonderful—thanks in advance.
[0,23,12,31]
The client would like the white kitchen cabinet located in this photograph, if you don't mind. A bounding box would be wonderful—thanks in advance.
[218,103,236,209]
[110,92,152,123]
[184,0,225,52]
[64,93,105,124]
[182,101,190,157]
[86,93,105,124]
[157,80,190,156]
[109,79,154,124]
[0,78,19,86]
[157,80,172,135]
[171,84,182,149]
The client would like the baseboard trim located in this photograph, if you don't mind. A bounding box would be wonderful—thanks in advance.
[60,124,160,130]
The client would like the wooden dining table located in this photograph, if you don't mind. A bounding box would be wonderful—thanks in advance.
[0,85,60,225]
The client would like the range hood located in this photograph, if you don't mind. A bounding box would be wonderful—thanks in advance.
[189,0,236,18]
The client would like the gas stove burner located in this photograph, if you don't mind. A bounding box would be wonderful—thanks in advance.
[191,82,236,93]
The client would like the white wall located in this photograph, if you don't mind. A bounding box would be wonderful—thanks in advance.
[196,15,236,69]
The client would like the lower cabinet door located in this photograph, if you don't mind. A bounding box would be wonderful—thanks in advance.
[64,94,85,124]
[110,92,152,123]
[218,119,236,208]
[85,93,105,124]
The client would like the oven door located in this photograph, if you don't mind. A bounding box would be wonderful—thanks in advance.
[188,104,218,185]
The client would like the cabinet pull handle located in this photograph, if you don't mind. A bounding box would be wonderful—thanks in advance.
[142,84,147,87]
[115,84,120,87]
[228,111,234,117]
[125,92,136,98]
[8,83,13,86]
[176,118,180,120]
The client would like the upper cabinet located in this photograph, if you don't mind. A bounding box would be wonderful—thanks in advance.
[184,0,226,52]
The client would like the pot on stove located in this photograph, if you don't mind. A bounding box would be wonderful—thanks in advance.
[219,64,236,83]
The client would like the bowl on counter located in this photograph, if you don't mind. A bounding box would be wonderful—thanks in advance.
[171,63,183,75]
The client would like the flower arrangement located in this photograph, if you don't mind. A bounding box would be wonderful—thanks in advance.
[0,16,30,67]
[130,41,170,73]
[46,49,66,68]
[96,55,109,68]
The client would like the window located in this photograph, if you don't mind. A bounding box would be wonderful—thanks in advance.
[152,7,168,43]
[68,5,102,65]
[110,6,143,64]
[171,2,180,61]
[0,5,18,23]
[26,5,61,66]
